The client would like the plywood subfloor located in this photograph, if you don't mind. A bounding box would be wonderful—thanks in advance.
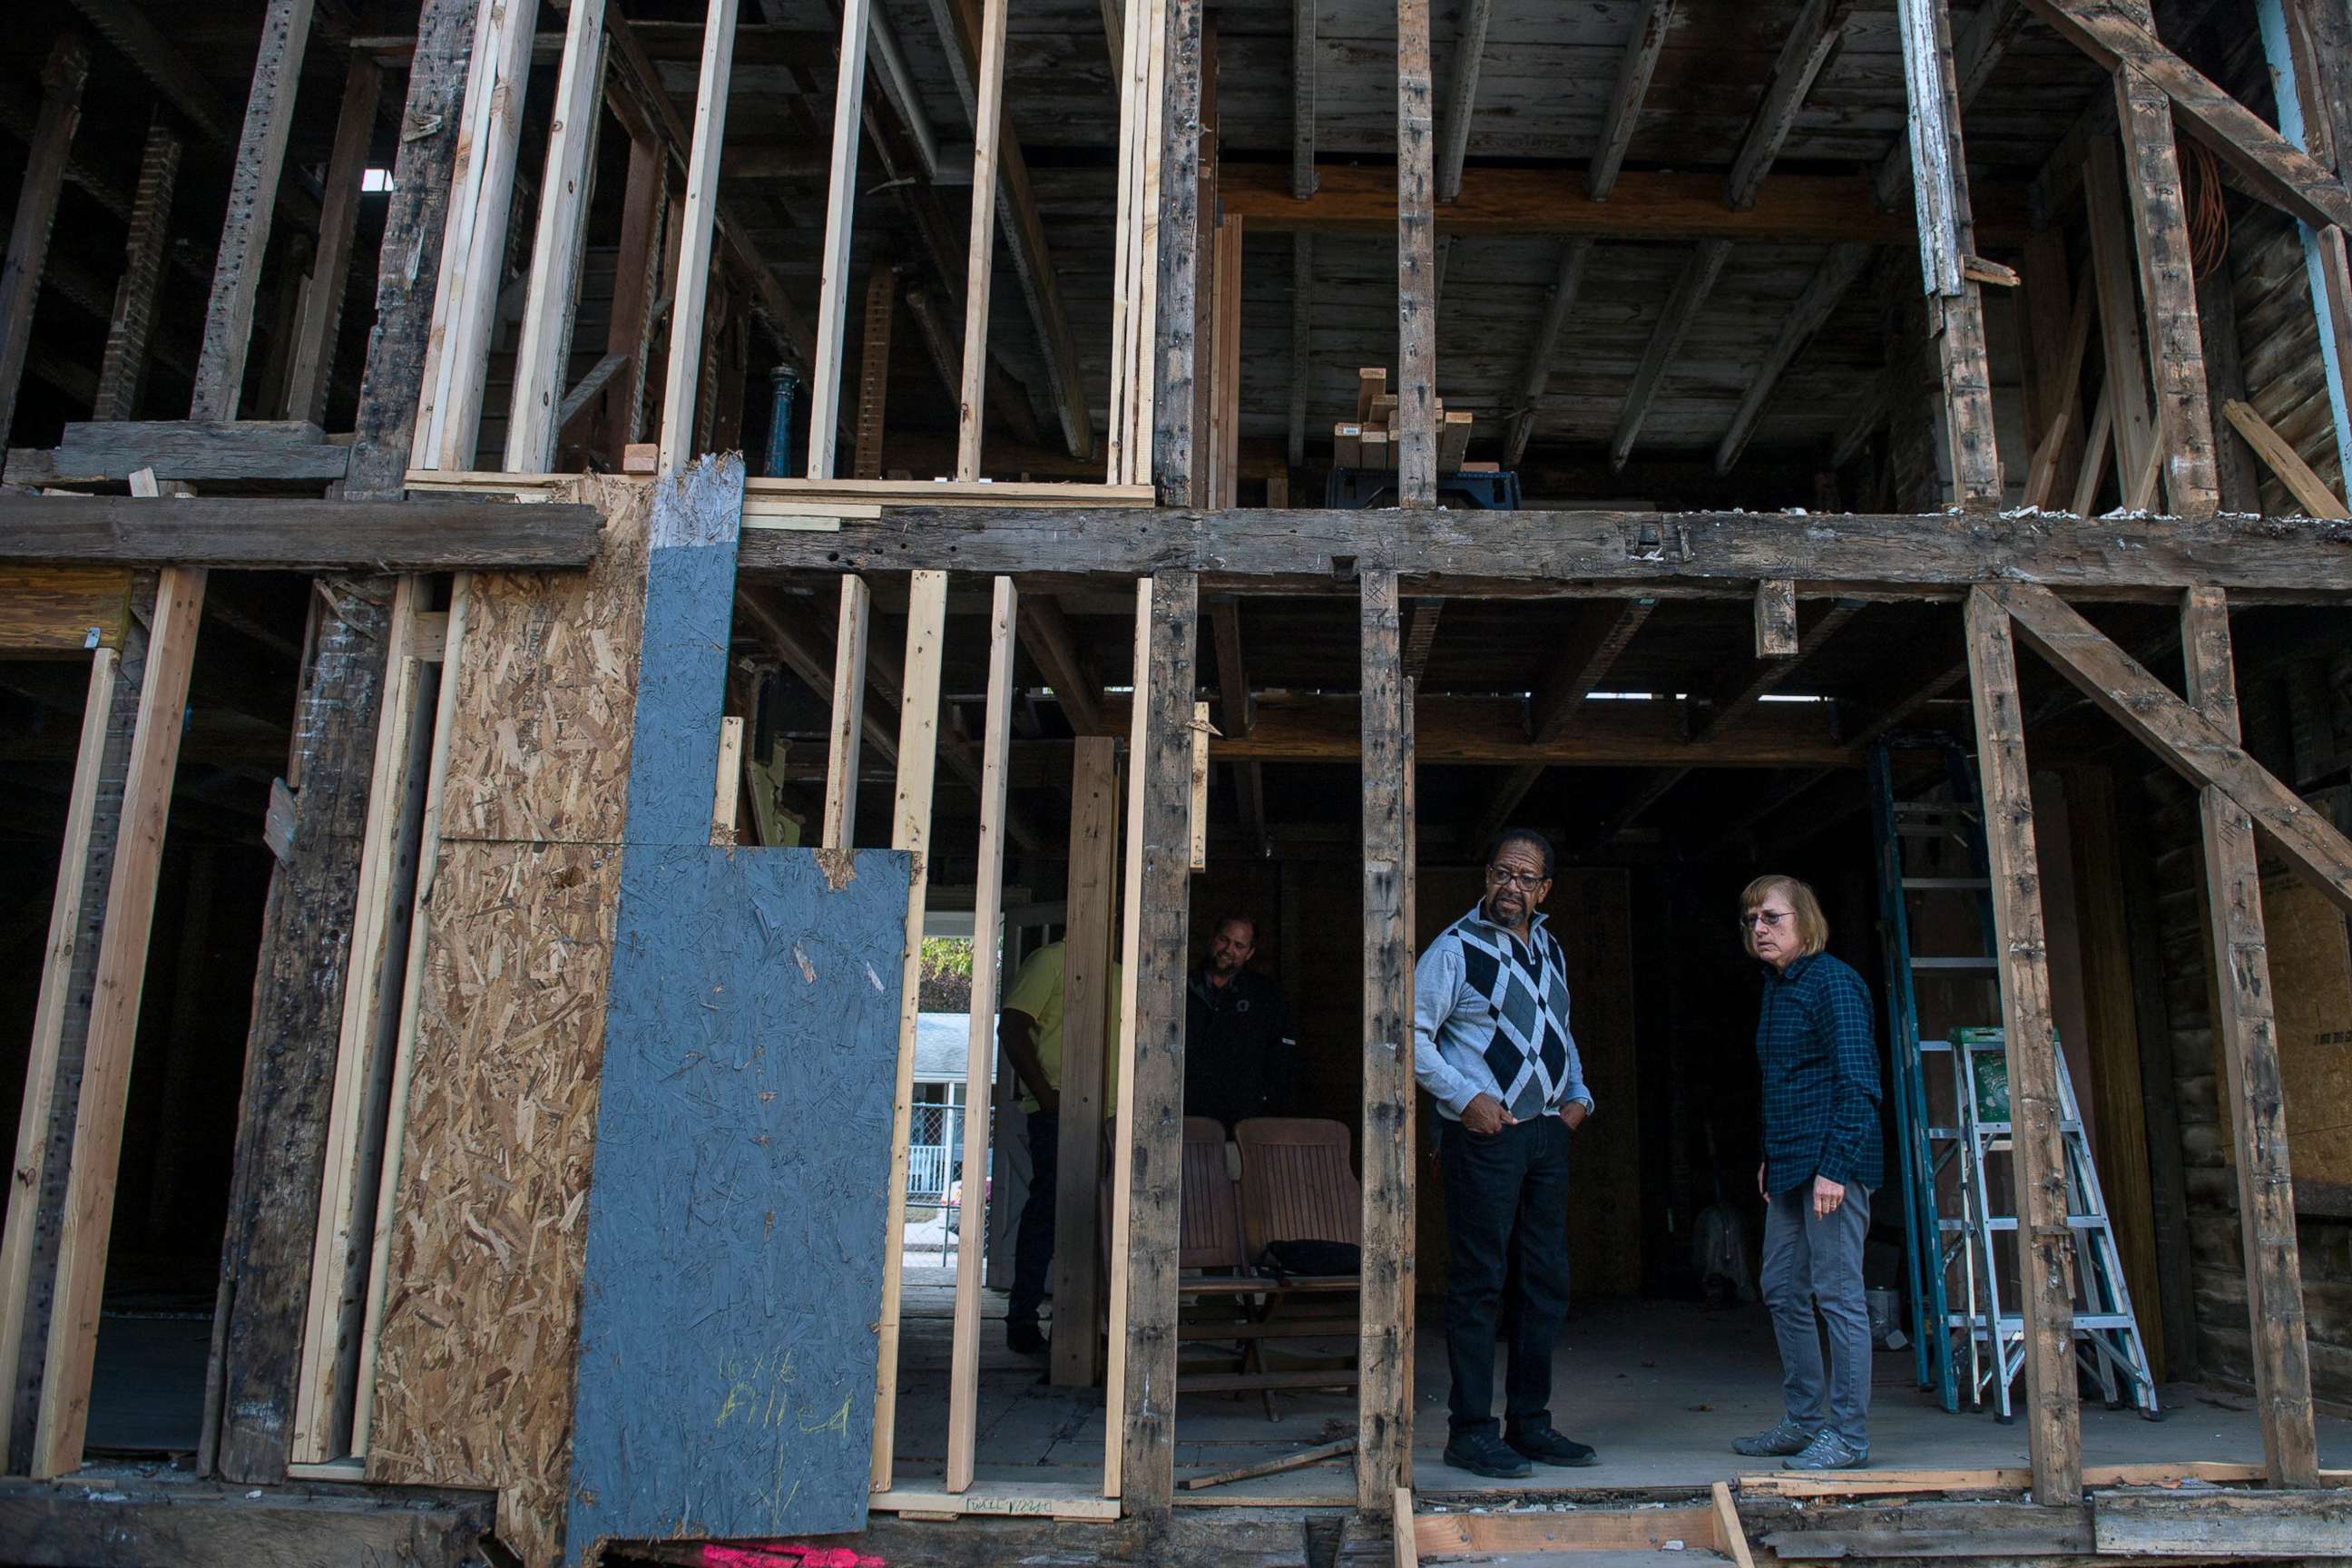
[885,1286,2352,1507]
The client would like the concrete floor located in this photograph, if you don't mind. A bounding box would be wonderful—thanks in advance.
[887,1275,2352,1504]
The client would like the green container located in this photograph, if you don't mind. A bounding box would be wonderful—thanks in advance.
[1955,1026,2010,1122]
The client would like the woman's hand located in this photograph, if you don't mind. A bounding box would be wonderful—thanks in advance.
[1813,1175,1846,1220]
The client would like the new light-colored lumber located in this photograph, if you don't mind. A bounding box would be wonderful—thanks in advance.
[806,0,875,479]
[1712,1481,1757,1568]
[823,575,872,848]
[2072,386,2115,515]
[2180,585,2319,1486]
[1179,1436,1357,1493]
[1418,1504,1718,1554]
[412,0,534,470]
[2222,398,2349,517]
[1047,736,1117,1388]
[1357,367,1388,422]
[1102,577,1153,1499]
[870,569,947,1492]
[710,715,745,843]
[505,0,609,471]
[1964,585,2083,1505]
[1436,410,1471,473]
[32,564,203,1478]
[1190,700,1210,870]
[956,0,1025,475]
[1358,569,1411,1512]
[654,0,740,475]
[286,58,381,427]
[0,646,115,1473]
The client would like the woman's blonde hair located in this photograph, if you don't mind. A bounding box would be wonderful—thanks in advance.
[1740,874,1828,960]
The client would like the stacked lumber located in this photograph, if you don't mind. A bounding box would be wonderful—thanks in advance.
[1331,367,1482,473]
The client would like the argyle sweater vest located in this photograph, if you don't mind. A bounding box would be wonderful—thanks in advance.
[1449,917,1574,1120]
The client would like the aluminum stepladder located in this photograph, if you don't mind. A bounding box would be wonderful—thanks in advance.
[1870,738,1994,1414]
[1945,1026,2161,1420]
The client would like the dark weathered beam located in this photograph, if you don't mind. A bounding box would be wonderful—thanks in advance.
[1715,243,1872,473]
[2180,586,2320,1486]
[1725,0,1857,211]
[1291,0,1315,199]
[2022,0,2352,230]
[1226,163,2028,242]
[1016,593,1109,735]
[0,496,603,571]
[1994,582,2352,914]
[0,1476,495,1566]
[1504,238,1591,469]
[1435,0,1494,203]
[1590,0,1675,200]
[0,36,87,447]
[735,588,899,769]
[1398,0,1437,504]
[7,421,348,486]
[1690,596,1862,743]
[1874,0,2027,204]
[1288,233,1312,469]
[90,119,181,424]
[1612,240,1730,471]
[63,0,240,144]
[740,507,2352,602]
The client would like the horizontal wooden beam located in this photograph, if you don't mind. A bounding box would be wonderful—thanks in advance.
[1100,690,1852,767]
[738,507,2352,603]
[0,496,603,571]
[1221,162,2028,242]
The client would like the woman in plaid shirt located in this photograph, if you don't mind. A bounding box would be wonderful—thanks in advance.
[1730,874,1884,1472]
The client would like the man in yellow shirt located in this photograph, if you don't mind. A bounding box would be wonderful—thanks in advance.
[999,940,1121,1356]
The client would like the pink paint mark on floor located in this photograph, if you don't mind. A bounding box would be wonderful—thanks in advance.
[700,1545,884,1568]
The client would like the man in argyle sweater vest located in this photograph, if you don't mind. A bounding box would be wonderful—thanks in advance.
[1412,828,1599,1479]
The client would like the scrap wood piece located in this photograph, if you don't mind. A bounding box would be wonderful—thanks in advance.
[1713,1480,1757,1568]
[1394,1484,1418,1568]
[2222,398,2349,519]
[1178,1434,1357,1491]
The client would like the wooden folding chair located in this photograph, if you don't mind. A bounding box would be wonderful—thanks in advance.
[1221,1116,1363,1416]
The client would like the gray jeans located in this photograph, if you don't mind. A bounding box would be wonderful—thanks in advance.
[1761,1181,1872,1447]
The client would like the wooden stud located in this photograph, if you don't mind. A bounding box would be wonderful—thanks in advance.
[2022,270,2094,511]
[1754,580,1799,657]
[1395,1485,1421,1568]
[1612,240,1730,472]
[413,0,536,469]
[1397,0,1436,505]
[1152,0,1204,503]
[1961,587,2081,1505]
[33,564,203,1478]
[505,0,608,471]
[710,715,745,844]
[2082,138,2159,513]
[1358,569,1410,1513]
[954,0,1016,478]
[1190,700,1210,870]
[0,34,89,444]
[1716,244,1871,475]
[2221,399,2349,517]
[1102,578,1152,1500]
[1107,572,1199,1513]
[603,133,665,461]
[870,569,947,1493]
[91,119,183,424]
[1048,736,1118,1388]
[824,575,872,848]
[654,0,740,475]
[287,58,382,428]
[1712,1481,1758,1568]
[808,0,876,480]
[288,577,432,1466]
[2180,586,2319,1486]
[1591,0,1674,200]
[0,646,116,1472]
[2071,386,2115,515]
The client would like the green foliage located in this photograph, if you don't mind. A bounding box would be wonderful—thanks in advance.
[918,937,975,1012]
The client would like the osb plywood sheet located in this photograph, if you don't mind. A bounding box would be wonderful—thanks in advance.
[438,475,651,845]
[367,839,621,1568]
[2261,880,2352,1190]
[565,846,911,1558]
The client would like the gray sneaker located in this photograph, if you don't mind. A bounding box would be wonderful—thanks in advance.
[1782,1431,1869,1471]
[1730,1416,1816,1457]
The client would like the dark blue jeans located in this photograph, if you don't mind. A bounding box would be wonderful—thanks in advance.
[1441,1113,1573,1438]
[1008,1110,1059,1324]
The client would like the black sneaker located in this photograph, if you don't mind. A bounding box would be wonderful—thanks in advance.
[1005,1318,1048,1356]
[1507,1425,1599,1467]
[1443,1430,1534,1479]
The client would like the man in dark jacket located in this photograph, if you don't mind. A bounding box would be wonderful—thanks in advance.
[1182,915,1298,1132]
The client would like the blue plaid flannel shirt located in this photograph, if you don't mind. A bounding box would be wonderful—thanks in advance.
[1756,950,1884,1194]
